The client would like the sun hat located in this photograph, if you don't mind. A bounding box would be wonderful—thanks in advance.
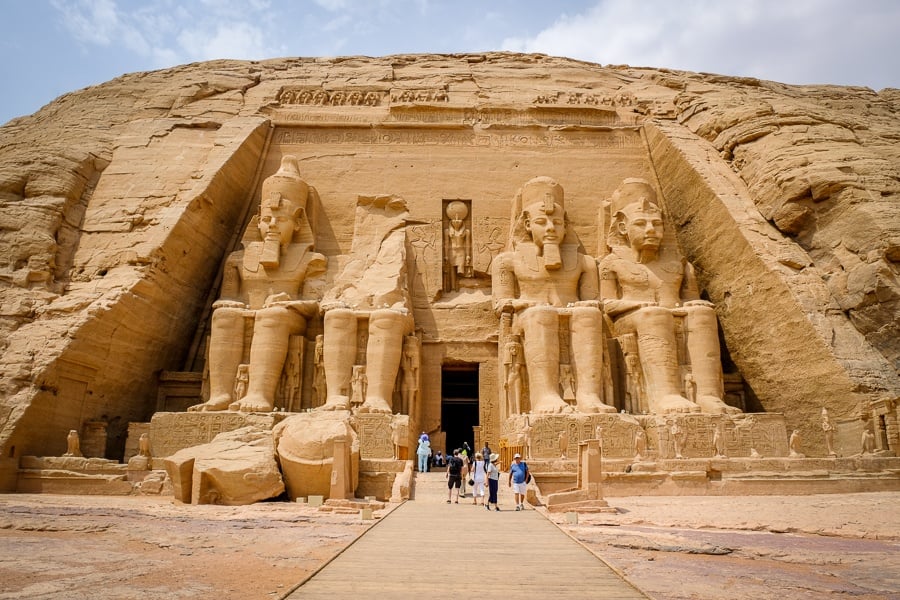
[490,453,500,463]
[513,453,521,459]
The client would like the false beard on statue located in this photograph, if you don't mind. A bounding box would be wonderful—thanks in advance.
[259,232,282,268]
[542,241,562,270]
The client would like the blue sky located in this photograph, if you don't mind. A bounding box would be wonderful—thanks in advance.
[2,0,898,125]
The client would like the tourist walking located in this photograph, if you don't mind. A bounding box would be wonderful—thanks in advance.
[446,449,464,503]
[486,453,501,511]
[507,453,529,511]
[416,436,431,473]
[471,452,487,505]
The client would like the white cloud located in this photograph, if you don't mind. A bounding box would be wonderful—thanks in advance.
[501,0,900,88]
[177,22,270,61]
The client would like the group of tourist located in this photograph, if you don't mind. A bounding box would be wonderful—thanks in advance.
[442,441,529,511]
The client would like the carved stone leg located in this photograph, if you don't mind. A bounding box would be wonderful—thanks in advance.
[625,307,698,414]
[570,306,615,413]
[684,305,739,414]
[359,309,410,414]
[191,307,245,412]
[519,307,570,414]
[235,306,306,412]
[321,308,357,411]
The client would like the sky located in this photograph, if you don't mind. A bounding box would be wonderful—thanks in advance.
[1,0,899,125]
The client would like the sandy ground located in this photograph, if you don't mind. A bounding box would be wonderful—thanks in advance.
[1,491,898,599]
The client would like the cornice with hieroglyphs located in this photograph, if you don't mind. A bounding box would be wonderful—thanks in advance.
[534,91,637,107]
[390,88,449,103]
[277,87,386,106]
[276,86,451,107]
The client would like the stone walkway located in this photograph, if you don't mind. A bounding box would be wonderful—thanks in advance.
[284,471,649,599]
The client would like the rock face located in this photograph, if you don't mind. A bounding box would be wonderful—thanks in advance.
[0,53,898,488]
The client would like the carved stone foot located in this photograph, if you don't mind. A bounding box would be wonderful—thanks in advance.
[229,394,274,413]
[357,399,393,414]
[188,394,233,412]
[696,395,741,415]
[576,395,617,414]
[652,394,701,414]
[318,396,350,411]
[531,394,574,414]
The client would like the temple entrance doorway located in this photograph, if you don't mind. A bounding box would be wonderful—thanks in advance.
[440,364,479,455]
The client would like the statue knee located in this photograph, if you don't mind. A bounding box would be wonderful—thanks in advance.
[324,308,356,332]
[256,306,305,334]
[636,305,676,329]
[370,309,412,333]
[520,306,558,328]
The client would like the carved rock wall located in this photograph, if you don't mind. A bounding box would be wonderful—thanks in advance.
[0,54,897,487]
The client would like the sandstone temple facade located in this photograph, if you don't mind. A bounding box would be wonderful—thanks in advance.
[0,53,897,500]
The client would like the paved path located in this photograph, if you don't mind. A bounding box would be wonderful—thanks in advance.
[285,472,649,599]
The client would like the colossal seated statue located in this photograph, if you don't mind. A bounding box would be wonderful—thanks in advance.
[492,176,614,414]
[190,156,326,413]
[318,194,414,415]
[598,178,738,415]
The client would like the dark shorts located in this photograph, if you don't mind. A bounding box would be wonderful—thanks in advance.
[447,475,461,489]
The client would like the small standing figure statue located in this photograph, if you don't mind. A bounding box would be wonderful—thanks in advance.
[559,430,569,460]
[233,364,250,404]
[861,429,876,455]
[683,372,696,404]
[63,430,82,457]
[633,428,647,461]
[821,407,837,457]
[443,200,472,292]
[400,335,420,416]
[789,429,805,458]
[713,420,726,458]
[523,417,533,460]
[349,365,367,409]
[559,364,576,403]
[312,334,326,408]
[504,337,524,416]
[668,419,685,459]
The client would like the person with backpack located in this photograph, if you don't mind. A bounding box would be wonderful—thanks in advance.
[446,449,464,503]
[507,452,529,511]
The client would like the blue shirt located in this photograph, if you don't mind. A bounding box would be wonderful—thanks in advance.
[510,461,528,484]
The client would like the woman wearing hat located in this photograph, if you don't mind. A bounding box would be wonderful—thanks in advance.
[486,453,502,511]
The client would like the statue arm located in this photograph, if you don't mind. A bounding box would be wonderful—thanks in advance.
[213,252,246,308]
[598,257,646,316]
[680,261,714,308]
[492,252,517,315]
[576,254,600,307]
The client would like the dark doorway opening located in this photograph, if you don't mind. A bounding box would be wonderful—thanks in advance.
[441,365,479,456]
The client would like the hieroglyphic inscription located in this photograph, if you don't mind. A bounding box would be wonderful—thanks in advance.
[391,88,449,103]
[149,412,282,458]
[473,217,506,275]
[409,220,441,305]
[275,127,643,149]
[386,106,626,126]
[535,91,637,107]
[357,413,394,459]
[649,413,788,459]
[278,87,385,106]
[522,414,643,459]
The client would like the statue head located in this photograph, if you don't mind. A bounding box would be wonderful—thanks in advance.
[446,200,468,230]
[519,178,567,263]
[608,179,664,256]
[258,155,308,248]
